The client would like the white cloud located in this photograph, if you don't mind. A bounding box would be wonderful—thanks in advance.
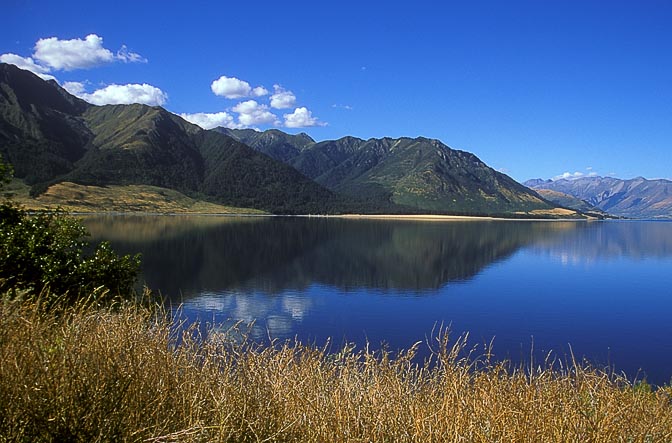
[211,76,251,98]
[0,53,55,80]
[115,45,147,63]
[3,35,146,74]
[71,83,168,106]
[332,103,353,110]
[179,111,243,130]
[283,107,325,128]
[251,86,269,97]
[62,81,86,95]
[211,75,267,99]
[270,84,296,109]
[552,170,599,181]
[34,34,138,71]
[553,171,585,180]
[232,100,279,126]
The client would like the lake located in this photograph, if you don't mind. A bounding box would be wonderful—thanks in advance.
[83,215,672,385]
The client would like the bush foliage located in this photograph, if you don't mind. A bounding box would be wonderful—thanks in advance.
[0,202,140,301]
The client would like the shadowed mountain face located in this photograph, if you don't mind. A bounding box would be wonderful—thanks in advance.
[219,128,556,214]
[83,215,574,298]
[0,63,91,183]
[525,176,672,219]
[216,128,315,163]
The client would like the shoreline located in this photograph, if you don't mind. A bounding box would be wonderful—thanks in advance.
[65,210,594,222]
[329,213,593,222]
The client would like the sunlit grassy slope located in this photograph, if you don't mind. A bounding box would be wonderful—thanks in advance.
[4,179,266,214]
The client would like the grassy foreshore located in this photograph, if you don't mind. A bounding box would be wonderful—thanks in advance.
[5,180,267,215]
[1,293,670,442]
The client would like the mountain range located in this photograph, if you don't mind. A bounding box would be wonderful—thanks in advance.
[218,128,556,215]
[524,176,672,219]
[1,62,567,216]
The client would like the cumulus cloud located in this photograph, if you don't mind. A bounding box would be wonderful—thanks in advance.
[211,76,251,98]
[204,77,325,129]
[270,84,296,109]
[179,111,243,130]
[252,86,269,97]
[1,33,147,90]
[332,103,353,110]
[232,100,279,126]
[211,75,267,99]
[0,53,55,80]
[283,107,325,128]
[70,83,168,106]
[33,34,145,71]
[62,81,87,95]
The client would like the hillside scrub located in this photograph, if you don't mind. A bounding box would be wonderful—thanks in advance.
[0,295,671,442]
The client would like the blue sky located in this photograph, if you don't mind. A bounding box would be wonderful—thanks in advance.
[3,0,671,182]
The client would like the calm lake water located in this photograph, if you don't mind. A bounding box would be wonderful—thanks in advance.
[83,216,672,385]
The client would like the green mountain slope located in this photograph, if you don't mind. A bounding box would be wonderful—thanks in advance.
[0,63,342,214]
[68,104,206,192]
[230,130,555,214]
[73,105,347,213]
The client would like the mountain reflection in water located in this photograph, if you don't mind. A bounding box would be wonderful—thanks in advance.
[83,216,672,385]
[84,215,578,298]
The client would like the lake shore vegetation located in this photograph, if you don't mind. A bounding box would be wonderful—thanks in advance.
[1,294,671,442]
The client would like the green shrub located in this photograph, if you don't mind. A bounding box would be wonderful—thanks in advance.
[0,202,140,302]
[0,159,11,188]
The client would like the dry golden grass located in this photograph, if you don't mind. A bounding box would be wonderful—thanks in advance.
[512,208,580,218]
[5,180,266,215]
[1,293,671,442]
[528,208,580,217]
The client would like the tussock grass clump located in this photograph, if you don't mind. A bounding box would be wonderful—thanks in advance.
[1,294,671,442]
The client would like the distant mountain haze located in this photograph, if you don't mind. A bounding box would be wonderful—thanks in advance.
[524,176,672,219]
[532,189,610,218]
[2,62,571,216]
